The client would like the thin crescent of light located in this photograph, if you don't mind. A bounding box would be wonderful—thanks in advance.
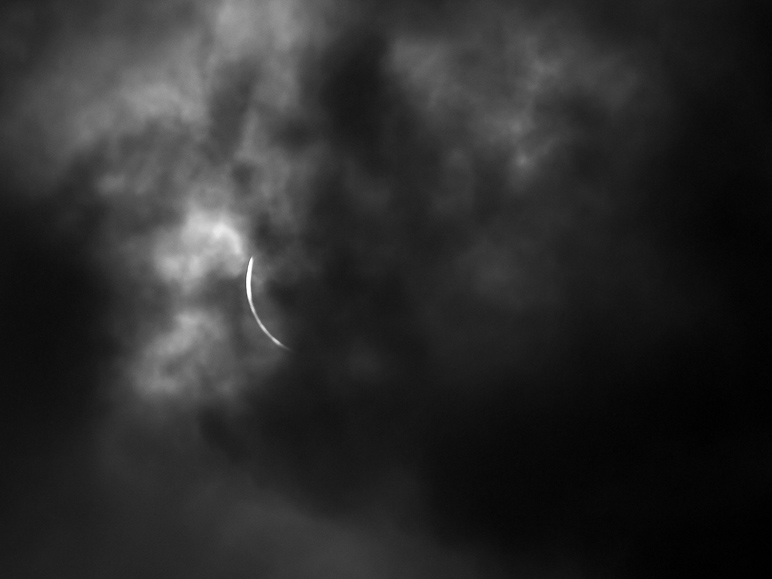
[246,257,292,352]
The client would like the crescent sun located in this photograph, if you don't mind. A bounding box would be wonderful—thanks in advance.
[246,257,292,352]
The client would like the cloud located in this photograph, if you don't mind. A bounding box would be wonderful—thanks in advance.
[1,0,769,577]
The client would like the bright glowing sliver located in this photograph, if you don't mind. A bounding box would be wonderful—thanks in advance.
[246,257,292,352]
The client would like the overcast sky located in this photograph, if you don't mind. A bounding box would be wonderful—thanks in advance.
[1,1,770,577]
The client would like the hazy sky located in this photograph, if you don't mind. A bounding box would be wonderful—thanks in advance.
[1,1,770,577]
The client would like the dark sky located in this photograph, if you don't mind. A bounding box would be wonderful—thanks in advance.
[1,1,770,577]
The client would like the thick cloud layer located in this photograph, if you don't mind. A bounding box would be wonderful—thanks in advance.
[1,1,770,577]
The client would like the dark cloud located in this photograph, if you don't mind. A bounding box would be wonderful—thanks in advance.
[205,59,260,162]
[204,1,772,576]
[0,174,112,447]
[1,0,770,577]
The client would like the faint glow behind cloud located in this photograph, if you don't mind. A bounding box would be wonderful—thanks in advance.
[154,205,247,293]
